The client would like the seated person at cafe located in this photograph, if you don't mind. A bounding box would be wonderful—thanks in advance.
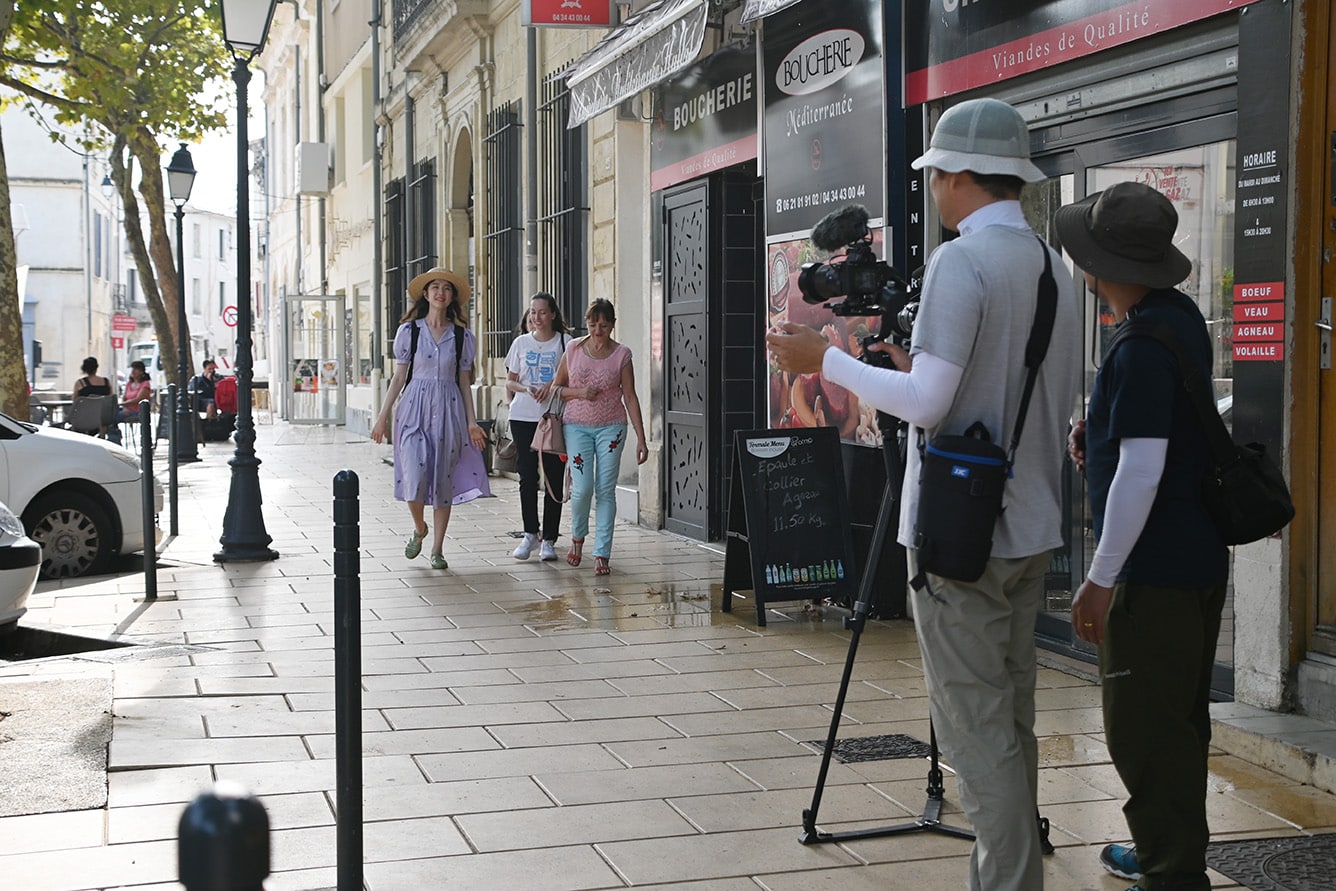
[191,358,220,419]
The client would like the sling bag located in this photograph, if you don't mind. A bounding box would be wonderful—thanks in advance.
[912,237,1058,584]
[1104,317,1294,545]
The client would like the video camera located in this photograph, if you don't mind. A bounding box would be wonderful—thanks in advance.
[797,204,920,357]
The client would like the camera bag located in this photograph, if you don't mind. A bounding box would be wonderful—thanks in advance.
[1104,317,1294,545]
[913,237,1058,584]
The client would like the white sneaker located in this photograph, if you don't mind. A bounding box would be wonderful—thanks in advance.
[512,533,538,560]
[539,540,557,561]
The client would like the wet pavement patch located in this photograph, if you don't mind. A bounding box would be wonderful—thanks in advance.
[804,733,932,763]
[1206,834,1336,890]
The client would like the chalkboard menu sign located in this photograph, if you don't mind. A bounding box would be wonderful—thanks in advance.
[723,427,857,626]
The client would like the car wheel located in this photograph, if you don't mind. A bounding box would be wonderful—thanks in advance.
[25,492,114,579]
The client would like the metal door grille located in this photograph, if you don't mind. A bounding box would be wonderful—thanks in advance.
[484,102,523,358]
[538,67,589,332]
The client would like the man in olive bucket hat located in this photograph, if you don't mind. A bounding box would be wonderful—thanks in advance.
[769,97,1081,891]
[1059,181,1228,891]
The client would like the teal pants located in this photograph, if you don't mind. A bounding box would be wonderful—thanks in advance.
[1101,581,1227,891]
[563,423,626,558]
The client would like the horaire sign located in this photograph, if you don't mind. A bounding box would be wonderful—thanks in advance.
[522,0,615,28]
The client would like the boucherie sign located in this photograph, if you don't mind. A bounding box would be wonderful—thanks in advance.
[523,0,615,28]
[905,0,1264,103]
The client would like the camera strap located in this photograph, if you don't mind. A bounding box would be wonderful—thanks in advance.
[915,236,1058,469]
[1006,236,1059,468]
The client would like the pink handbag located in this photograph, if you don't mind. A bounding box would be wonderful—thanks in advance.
[532,393,565,459]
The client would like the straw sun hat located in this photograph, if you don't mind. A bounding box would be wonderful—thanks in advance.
[407,267,470,304]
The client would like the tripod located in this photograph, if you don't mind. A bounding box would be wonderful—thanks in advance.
[798,408,1055,854]
[799,408,972,845]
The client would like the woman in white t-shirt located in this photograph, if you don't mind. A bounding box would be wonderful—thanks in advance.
[504,292,571,560]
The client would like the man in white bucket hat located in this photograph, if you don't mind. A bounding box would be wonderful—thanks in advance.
[769,97,1081,890]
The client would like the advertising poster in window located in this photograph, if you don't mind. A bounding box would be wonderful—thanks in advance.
[765,231,885,448]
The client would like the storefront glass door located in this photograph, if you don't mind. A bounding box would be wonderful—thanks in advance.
[1029,116,1237,695]
[284,294,346,425]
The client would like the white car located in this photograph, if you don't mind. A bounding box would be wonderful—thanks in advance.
[0,412,163,579]
[0,500,40,629]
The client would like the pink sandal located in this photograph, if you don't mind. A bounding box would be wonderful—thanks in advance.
[566,538,584,567]
[594,556,610,576]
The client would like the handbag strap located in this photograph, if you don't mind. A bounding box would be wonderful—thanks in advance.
[1104,317,1236,467]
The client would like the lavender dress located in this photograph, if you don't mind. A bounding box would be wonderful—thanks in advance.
[391,320,491,507]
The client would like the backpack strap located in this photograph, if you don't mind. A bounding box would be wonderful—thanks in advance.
[405,321,420,386]
[454,324,465,383]
[1104,317,1235,467]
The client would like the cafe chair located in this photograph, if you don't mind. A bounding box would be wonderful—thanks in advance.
[66,395,116,438]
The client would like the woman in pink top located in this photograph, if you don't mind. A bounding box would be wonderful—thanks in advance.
[552,299,648,575]
[114,360,153,436]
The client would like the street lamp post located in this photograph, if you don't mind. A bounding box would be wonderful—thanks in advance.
[216,0,279,563]
[166,145,201,464]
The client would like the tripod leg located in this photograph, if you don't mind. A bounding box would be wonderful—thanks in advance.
[800,470,896,843]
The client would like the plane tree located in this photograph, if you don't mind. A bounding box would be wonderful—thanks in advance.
[0,0,231,416]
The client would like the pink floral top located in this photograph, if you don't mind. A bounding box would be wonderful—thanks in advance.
[563,339,632,427]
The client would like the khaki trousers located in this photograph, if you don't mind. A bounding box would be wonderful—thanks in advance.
[910,549,1050,891]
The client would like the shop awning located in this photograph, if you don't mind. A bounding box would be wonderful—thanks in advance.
[566,0,709,128]
[739,0,802,24]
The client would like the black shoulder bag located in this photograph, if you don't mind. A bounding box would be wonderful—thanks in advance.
[912,238,1058,584]
[1104,318,1293,545]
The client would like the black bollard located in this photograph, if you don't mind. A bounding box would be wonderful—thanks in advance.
[167,382,179,536]
[140,400,156,600]
[332,470,363,890]
[178,782,270,891]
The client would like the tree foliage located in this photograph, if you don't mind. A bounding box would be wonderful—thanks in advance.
[0,1,232,400]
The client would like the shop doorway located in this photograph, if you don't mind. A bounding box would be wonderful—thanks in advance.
[284,293,346,425]
[660,165,765,541]
[1030,108,1238,696]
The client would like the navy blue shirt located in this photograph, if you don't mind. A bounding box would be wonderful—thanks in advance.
[1085,289,1229,588]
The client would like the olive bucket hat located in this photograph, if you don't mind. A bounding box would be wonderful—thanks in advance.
[407,267,471,304]
[1054,181,1191,289]
[910,97,1045,183]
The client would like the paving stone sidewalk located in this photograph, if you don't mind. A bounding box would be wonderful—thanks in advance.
[1,423,1334,890]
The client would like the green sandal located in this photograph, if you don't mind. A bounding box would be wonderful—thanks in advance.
[405,527,427,559]
[430,552,448,570]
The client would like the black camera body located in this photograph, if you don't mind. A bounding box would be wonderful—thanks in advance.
[796,205,921,356]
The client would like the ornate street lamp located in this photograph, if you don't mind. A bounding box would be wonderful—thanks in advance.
[166,144,200,464]
[216,0,279,563]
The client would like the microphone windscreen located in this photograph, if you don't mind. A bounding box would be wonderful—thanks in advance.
[810,204,871,252]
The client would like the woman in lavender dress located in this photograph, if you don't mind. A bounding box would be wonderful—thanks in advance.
[371,267,490,569]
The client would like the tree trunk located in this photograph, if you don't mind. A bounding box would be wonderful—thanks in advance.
[130,129,194,385]
[0,118,31,420]
[111,140,181,389]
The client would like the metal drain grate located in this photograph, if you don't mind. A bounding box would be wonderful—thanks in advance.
[1205,834,1336,891]
[803,733,931,763]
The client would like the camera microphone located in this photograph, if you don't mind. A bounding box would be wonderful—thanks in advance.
[810,204,871,252]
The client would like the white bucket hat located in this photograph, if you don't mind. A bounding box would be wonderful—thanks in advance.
[911,98,1045,183]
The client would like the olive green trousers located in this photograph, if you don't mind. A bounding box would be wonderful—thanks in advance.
[1102,580,1227,891]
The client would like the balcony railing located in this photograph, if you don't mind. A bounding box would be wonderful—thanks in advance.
[393,0,433,41]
